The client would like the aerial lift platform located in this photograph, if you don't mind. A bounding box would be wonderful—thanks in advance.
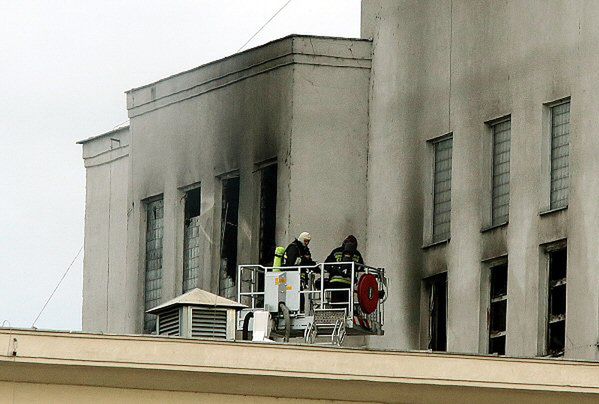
[237,262,387,345]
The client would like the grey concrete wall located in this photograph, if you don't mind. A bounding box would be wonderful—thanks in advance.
[289,39,371,261]
[125,62,294,333]
[80,127,130,333]
[363,0,599,360]
[81,36,371,334]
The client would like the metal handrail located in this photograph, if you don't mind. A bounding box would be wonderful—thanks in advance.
[237,261,386,332]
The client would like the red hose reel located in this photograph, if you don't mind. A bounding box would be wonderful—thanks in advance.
[356,274,380,314]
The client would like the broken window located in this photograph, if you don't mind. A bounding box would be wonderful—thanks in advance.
[547,247,567,357]
[144,197,164,333]
[219,177,239,299]
[259,164,277,265]
[428,273,447,351]
[489,262,508,355]
[183,187,201,293]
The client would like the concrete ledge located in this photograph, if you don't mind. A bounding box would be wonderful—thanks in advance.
[1,329,599,402]
[125,35,372,118]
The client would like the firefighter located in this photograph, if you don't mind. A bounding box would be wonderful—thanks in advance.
[284,232,315,311]
[324,235,364,305]
[284,232,315,267]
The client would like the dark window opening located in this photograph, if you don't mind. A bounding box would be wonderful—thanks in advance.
[220,177,240,299]
[547,247,567,357]
[185,187,201,220]
[490,263,508,299]
[259,164,277,266]
[428,273,447,351]
[549,284,567,317]
[489,263,508,355]
[490,300,507,334]
[549,248,567,283]
[489,335,506,356]
[548,321,566,356]
[183,187,201,293]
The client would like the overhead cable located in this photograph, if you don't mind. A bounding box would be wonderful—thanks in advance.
[31,244,84,328]
[236,0,294,53]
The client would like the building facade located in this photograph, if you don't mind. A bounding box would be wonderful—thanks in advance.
[79,35,372,335]
[362,0,599,360]
[80,1,599,360]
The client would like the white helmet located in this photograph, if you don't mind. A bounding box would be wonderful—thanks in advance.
[298,232,311,243]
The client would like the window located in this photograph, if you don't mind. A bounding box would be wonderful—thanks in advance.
[259,164,278,265]
[550,101,570,210]
[183,187,201,293]
[220,177,240,299]
[489,262,508,355]
[144,197,164,333]
[491,119,511,225]
[432,137,452,242]
[547,247,567,357]
[427,273,447,351]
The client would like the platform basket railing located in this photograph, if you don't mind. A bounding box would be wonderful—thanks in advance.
[237,262,386,335]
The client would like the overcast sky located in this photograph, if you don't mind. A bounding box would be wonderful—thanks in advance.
[0,1,361,331]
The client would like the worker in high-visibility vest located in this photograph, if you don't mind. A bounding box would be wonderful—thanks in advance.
[324,235,364,305]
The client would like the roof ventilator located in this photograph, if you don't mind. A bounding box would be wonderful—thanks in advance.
[147,288,246,341]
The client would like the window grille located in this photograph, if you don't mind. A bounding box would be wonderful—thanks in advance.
[432,137,452,242]
[491,120,511,225]
[144,198,164,333]
[183,187,201,292]
[550,101,570,210]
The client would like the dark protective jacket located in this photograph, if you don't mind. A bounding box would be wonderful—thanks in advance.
[324,246,364,284]
[284,239,315,267]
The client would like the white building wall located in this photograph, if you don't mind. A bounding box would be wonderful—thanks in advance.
[80,127,130,333]
[363,0,599,360]
[80,36,372,335]
[80,1,599,360]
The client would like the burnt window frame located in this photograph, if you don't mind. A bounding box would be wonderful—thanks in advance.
[426,272,448,352]
[545,245,567,357]
[257,162,278,266]
[488,261,508,355]
[219,175,240,299]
